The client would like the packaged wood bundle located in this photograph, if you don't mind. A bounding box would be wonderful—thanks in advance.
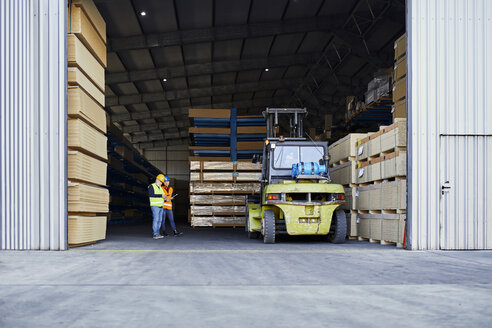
[392,77,406,103]
[70,0,106,43]
[359,213,405,244]
[394,55,406,82]
[68,118,108,160]
[68,67,105,107]
[394,33,406,60]
[68,5,106,67]
[380,119,406,153]
[190,205,246,216]
[190,194,246,205]
[68,151,107,186]
[357,183,382,211]
[190,172,261,182]
[330,161,357,186]
[190,161,261,171]
[190,216,245,227]
[381,151,406,179]
[340,187,357,211]
[346,212,358,237]
[68,182,109,213]
[328,133,368,165]
[68,216,107,246]
[381,179,406,211]
[68,86,106,133]
[392,99,406,119]
[67,34,105,91]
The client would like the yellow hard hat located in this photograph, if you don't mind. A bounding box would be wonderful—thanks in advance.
[156,174,165,183]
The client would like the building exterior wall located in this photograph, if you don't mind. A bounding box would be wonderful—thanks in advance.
[407,0,492,249]
[0,0,67,250]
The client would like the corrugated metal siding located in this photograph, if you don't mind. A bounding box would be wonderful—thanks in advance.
[0,0,67,250]
[440,135,492,249]
[407,0,492,249]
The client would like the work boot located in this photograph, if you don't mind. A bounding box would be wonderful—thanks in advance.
[173,230,183,237]
[153,234,164,239]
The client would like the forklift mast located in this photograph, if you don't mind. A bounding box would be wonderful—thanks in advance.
[262,108,308,141]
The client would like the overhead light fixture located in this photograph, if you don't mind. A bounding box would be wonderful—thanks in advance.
[163,78,167,82]
[265,68,269,72]
[140,11,146,16]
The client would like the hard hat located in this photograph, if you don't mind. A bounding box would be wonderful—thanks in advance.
[156,174,165,183]
[164,175,170,181]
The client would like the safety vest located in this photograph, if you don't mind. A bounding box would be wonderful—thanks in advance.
[149,183,164,207]
[162,186,173,210]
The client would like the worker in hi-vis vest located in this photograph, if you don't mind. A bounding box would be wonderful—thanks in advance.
[161,175,183,236]
[149,174,166,239]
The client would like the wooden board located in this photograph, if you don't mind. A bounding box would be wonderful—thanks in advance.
[68,151,107,186]
[394,33,406,60]
[189,182,260,194]
[67,34,105,92]
[68,118,108,161]
[392,76,406,103]
[190,161,261,171]
[328,133,368,164]
[189,127,230,134]
[190,194,246,205]
[381,179,407,210]
[68,6,106,67]
[237,141,264,150]
[68,216,107,246]
[68,182,109,213]
[394,55,406,82]
[190,172,261,182]
[68,86,106,133]
[237,126,266,134]
[68,67,105,107]
[345,212,358,237]
[71,0,106,43]
[357,183,382,211]
[340,187,357,211]
[188,108,230,118]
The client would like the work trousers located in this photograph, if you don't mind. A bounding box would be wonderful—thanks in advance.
[151,206,163,235]
[161,208,177,232]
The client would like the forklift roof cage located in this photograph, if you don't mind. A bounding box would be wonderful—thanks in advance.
[262,108,308,141]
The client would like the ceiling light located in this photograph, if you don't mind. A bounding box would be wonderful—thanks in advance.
[162,78,167,82]
[265,68,269,72]
[140,11,146,16]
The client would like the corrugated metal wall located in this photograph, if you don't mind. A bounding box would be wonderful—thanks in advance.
[0,0,67,250]
[407,0,492,249]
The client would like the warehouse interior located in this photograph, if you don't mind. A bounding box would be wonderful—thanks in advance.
[72,0,407,244]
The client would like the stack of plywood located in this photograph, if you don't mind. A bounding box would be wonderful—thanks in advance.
[328,133,369,238]
[392,33,407,120]
[67,0,108,247]
[354,119,407,246]
[189,160,261,227]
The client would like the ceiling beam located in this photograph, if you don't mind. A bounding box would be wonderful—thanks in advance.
[106,78,302,107]
[109,15,346,51]
[111,96,294,122]
[106,53,320,84]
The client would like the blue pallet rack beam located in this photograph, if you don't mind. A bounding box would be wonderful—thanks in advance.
[230,107,237,162]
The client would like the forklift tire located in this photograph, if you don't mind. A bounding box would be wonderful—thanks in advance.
[327,209,347,244]
[263,210,276,244]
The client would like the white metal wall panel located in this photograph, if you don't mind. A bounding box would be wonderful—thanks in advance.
[408,0,492,249]
[440,135,492,249]
[0,0,67,250]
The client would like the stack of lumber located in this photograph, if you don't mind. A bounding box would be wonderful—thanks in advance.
[67,0,108,247]
[354,118,407,246]
[189,160,261,227]
[328,133,369,238]
[107,123,161,223]
[188,108,266,161]
[392,33,407,120]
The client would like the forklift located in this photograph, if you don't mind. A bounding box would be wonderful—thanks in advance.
[246,108,346,244]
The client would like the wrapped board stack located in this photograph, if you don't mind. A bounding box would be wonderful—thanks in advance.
[189,161,261,227]
[392,33,407,120]
[67,0,108,247]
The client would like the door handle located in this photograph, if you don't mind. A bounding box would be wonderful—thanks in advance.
[441,181,451,195]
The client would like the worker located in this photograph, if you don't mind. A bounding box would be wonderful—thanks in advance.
[161,175,183,237]
[149,174,166,239]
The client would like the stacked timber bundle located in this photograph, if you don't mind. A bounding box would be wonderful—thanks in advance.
[107,123,161,223]
[328,133,369,238]
[355,118,407,246]
[67,0,108,247]
[189,160,261,227]
[392,33,407,120]
[188,108,266,161]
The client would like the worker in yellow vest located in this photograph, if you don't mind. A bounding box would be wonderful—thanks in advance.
[161,175,183,237]
[149,174,166,239]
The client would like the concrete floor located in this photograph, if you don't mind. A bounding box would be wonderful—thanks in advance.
[1,223,492,327]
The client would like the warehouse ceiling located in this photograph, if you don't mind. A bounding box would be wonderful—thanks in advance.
[94,0,405,150]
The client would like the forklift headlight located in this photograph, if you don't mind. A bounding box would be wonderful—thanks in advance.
[267,193,281,200]
[331,193,345,201]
